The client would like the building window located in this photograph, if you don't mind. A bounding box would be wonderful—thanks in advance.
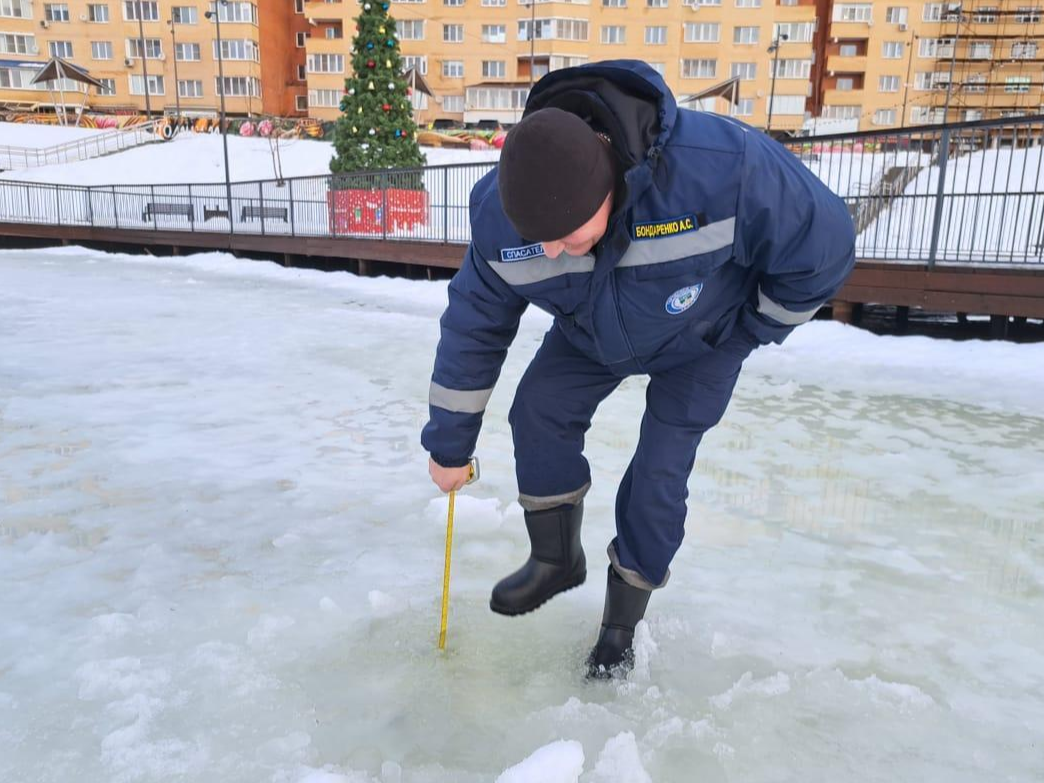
[0,33,34,54]
[214,39,259,62]
[603,0,627,5]
[964,73,986,93]
[297,64,306,80]
[684,22,720,42]
[178,79,203,97]
[973,6,997,22]
[396,20,424,40]
[324,26,342,39]
[295,0,304,12]
[681,58,717,78]
[883,41,904,59]
[402,55,427,75]
[1012,41,1038,59]
[123,1,158,21]
[1015,6,1042,23]
[216,76,261,97]
[885,6,907,24]
[731,61,756,80]
[735,0,761,7]
[307,54,344,73]
[735,98,754,115]
[0,0,30,18]
[129,73,165,95]
[308,88,341,107]
[772,59,812,79]
[443,94,465,112]
[839,43,859,56]
[1005,76,1031,93]
[44,3,71,22]
[648,61,665,75]
[215,2,258,24]
[482,60,506,78]
[295,32,307,47]
[49,40,73,58]
[879,75,900,92]
[921,3,958,21]
[733,26,759,44]
[769,95,806,115]
[91,41,113,59]
[969,41,992,59]
[601,24,626,43]
[295,94,307,111]
[87,4,110,22]
[444,0,463,5]
[410,90,428,111]
[465,85,530,110]
[911,106,946,123]
[442,60,464,77]
[873,108,896,125]
[171,6,197,24]
[443,23,463,43]
[518,18,588,41]
[126,38,162,59]
[773,22,814,43]
[645,25,666,45]
[647,0,668,6]
[481,24,506,43]
[482,0,506,5]
[175,42,200,61]
[685,0,721,6]
[833,3,872,22]
[964,108,983,121]
[918,38,955,58]
[836,77,855,91]
[97,78,116,95]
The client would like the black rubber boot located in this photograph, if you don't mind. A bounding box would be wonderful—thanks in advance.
[489,503,586,616]
[585,565,652,680]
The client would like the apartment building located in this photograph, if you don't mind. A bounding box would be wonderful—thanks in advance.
[0,0,308,117]
[819,1,1044,130]
[0,0,1041,131]
[299,0,820,132]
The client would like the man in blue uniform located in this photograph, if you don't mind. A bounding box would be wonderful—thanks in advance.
[422,61,856,678]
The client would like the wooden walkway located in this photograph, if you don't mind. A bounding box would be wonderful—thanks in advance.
[2,221,1042,321]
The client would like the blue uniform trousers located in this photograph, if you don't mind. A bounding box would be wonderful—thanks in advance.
[509,324,754,588]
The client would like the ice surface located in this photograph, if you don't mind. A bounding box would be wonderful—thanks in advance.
[1,247,1043,783]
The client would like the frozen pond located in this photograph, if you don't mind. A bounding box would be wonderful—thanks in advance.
[1,249,1042,783]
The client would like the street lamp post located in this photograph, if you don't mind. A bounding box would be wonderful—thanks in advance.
[766,31,789,134]
[205,1,233,234]
[135,1,152,119]
[168,18,181,122]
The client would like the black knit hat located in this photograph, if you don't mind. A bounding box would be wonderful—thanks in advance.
[498,107,616,242]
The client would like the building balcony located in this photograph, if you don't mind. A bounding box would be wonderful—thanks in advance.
[305,36,348,54]
[303,0,348,22]
[827,21,872,41]
[826,55,866,73]
[822,87,864,104]
[774,3,818,22]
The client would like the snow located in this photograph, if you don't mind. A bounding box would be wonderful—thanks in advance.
[2,247,1044,783]
[0,121,106,148]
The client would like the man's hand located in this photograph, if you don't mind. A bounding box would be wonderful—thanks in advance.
[429,457,472,493]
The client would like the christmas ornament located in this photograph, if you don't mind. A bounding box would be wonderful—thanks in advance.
[382,2,389,8]
[364,2,371,8]
[379,25,385,34]
[367,59,375,68]
[369,128,376,136]
[358,106,363,113]
[382,103,390,111]
[368,80,374,90]
[352,126,358,133]
[348,88,355,96]
[386,39,394,47]
[387,82,395,90]
[395,129,401,137]
[385,59,391,68]
[367,42,374,49]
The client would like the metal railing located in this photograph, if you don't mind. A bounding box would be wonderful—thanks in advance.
[0,115,1040,266]
[0,120,164,170]
[784,115,1044,266]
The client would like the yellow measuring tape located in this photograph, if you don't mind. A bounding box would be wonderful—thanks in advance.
[438,459,477,651]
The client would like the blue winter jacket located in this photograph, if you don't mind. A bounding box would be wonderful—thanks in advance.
[422,60,856,467]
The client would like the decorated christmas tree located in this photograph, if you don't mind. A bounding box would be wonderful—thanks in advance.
[330,0,426,177]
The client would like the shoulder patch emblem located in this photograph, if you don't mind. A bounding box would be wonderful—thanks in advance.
[499,242,545,263]
[632,213,698,241]
[665,283,704,315]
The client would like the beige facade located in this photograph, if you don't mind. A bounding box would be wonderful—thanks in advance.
[819,1,1044,130]
[301,0,819,132]
[0,0,307,118]
[0,0,1040,131]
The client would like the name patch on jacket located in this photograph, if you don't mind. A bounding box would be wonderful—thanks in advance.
[500,242,545,263]
[632,214,698,241]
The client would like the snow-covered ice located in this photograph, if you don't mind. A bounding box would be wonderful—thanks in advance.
[1,247,1043,782]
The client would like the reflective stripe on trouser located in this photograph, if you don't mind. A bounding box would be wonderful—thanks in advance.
[509,323,748,587]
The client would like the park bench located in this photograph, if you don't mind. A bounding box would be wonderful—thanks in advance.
[143,202,194,222]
